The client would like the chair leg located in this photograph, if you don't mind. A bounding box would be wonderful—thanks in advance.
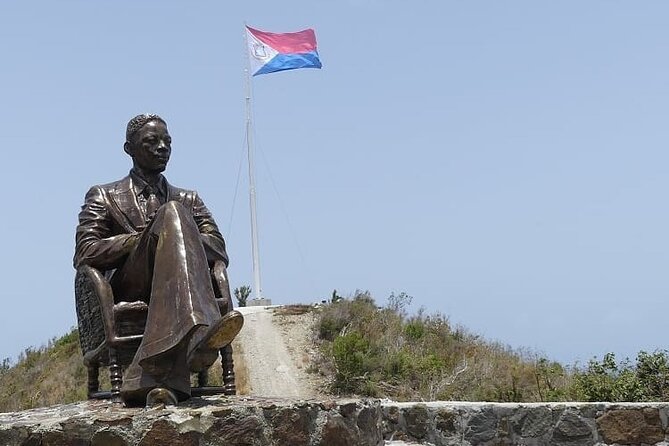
[87,363,100,398]
[197,370,209,387]
[221,344,236,395]
[108,348,123,403]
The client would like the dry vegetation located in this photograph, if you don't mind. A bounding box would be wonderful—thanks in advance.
[312,291,572,401]
[0,330,91,412]
[2,292,669,412]
[312,291,669,402]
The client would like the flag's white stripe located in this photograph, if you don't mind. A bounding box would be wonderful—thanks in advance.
[247,30,279,75]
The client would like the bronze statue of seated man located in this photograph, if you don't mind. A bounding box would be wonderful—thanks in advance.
[74,113,243,407]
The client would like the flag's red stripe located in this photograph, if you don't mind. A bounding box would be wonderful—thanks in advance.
[247,26,317,54]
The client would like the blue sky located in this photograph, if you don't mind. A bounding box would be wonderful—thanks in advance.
[0,1,668,366]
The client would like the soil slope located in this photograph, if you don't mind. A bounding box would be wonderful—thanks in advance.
[232,305,325,399]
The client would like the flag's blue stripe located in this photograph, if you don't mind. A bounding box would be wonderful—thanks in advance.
[253,51,322,76]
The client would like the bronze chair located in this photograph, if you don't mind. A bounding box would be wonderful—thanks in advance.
[74,260,236,402]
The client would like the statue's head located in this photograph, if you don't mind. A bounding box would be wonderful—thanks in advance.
[123,113,171,174]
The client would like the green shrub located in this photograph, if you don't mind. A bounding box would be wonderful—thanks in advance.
[332,331,370,393]
[570,350,669,402]
[404,321,425,340]
[635,350,669,400]
[533,357,568,401]
[385,351,411,379]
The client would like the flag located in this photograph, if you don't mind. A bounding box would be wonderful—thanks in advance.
[246,26,322,77]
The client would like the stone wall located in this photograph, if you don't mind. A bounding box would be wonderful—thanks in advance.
[1,398,669,445]
[383,401,669,445]
[0,397,382,446]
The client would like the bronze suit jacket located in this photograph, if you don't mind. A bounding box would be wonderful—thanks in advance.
[74,174,228,272]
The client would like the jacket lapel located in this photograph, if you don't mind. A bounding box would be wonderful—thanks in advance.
[166,180,190,207]
[109,175,145,231]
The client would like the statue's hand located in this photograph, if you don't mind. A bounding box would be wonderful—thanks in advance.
[123,232,142,249]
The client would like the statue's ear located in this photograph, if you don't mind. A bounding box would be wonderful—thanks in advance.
[123,141,133,157]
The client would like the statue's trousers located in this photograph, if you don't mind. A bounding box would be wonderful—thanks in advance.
[110,201,221,401]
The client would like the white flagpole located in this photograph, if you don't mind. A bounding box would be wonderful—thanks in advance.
[244,26,263,300]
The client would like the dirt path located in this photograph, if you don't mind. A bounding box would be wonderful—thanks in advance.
[232,305,325,399]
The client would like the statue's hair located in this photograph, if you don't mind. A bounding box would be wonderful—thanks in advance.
[126,113,166,142]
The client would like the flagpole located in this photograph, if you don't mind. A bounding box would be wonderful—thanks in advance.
[244,26,263,301]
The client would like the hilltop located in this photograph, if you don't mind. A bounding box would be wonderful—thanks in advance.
[1,292,669,413]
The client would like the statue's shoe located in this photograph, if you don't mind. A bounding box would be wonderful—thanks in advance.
[188,310,244,372]
[205,310,244,349]
[146,387,178,407]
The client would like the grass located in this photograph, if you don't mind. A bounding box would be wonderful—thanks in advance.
[0,329,90,412]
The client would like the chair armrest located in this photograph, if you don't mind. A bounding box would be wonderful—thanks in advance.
[212,260,233,314]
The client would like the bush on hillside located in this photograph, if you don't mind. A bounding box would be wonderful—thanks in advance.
[315,290,573,402]
[571,350,669,402]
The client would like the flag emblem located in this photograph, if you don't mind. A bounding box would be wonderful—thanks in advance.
[252,43,269,60]
[246,26,322,76]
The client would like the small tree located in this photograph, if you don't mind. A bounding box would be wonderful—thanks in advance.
[234,285,251,307]
[331,289,344,303]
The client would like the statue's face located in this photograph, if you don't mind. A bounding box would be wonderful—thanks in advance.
[128,120,172,173]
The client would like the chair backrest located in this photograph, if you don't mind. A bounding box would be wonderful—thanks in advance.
[75,267,147,367]
[74,269,107,361]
